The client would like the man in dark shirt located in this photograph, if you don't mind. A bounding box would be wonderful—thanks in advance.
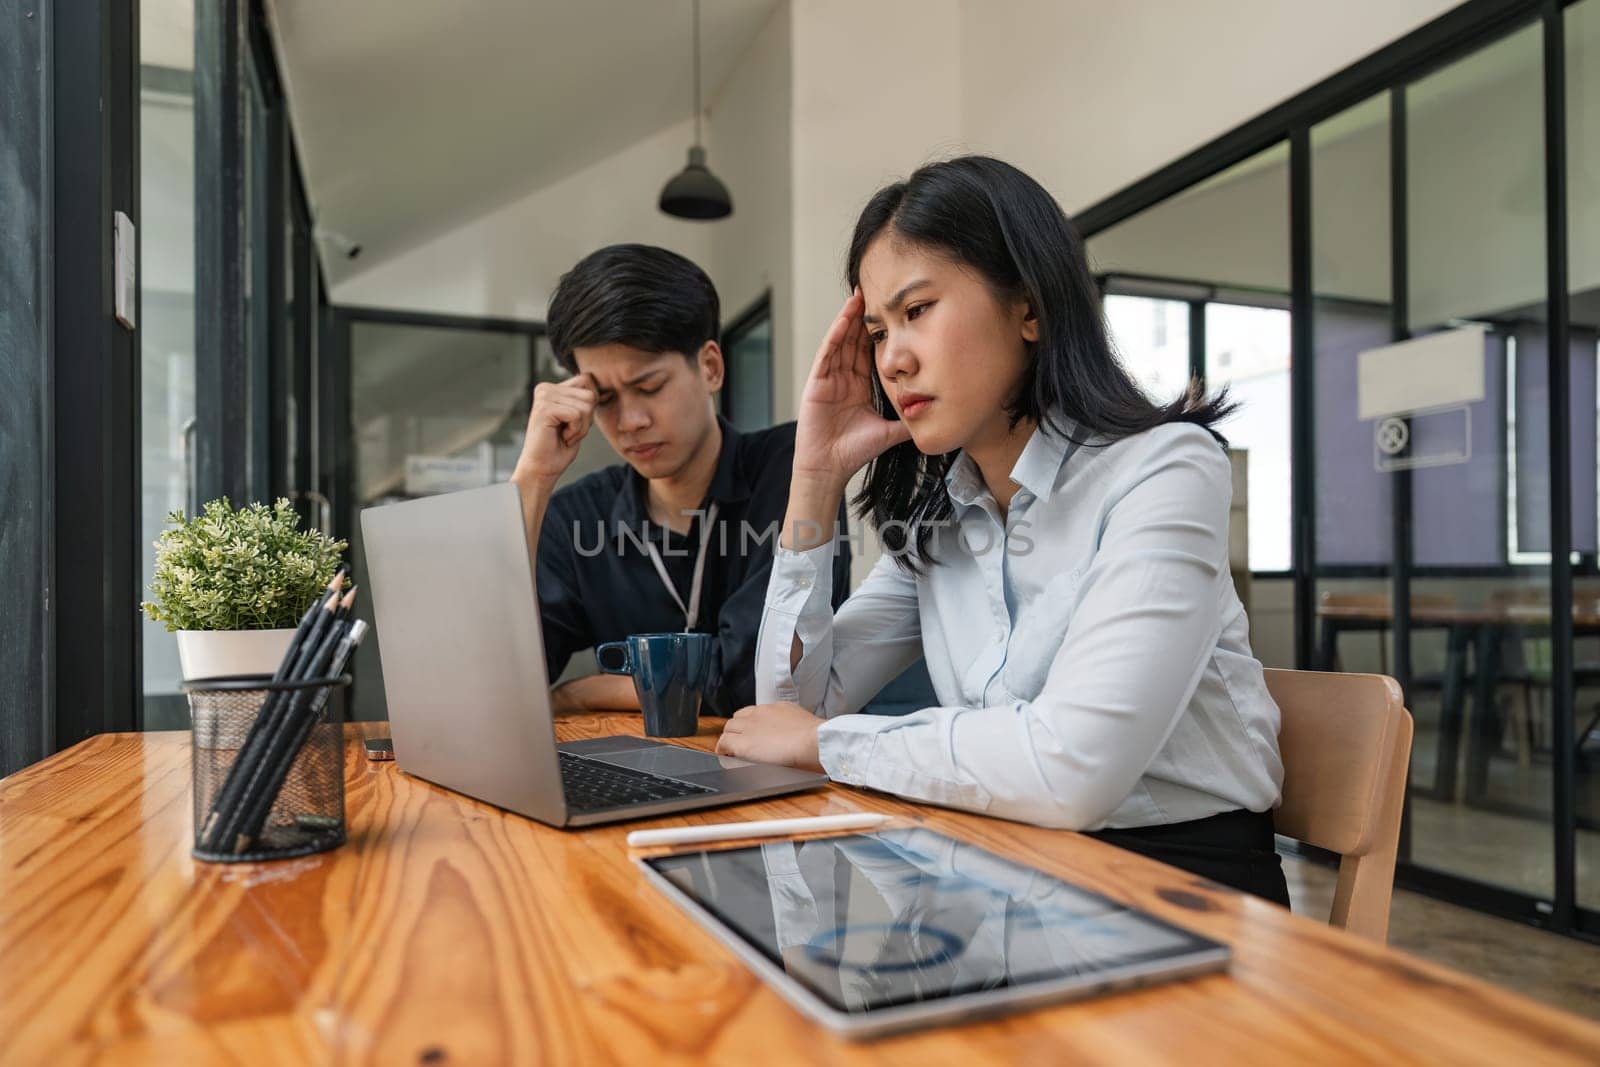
[510,244,850,716]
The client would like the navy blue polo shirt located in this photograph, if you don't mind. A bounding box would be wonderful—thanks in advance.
[536,417,851,716]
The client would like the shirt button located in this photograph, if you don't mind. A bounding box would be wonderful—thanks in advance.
[795,575,812,589]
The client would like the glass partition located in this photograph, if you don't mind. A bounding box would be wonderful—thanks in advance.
[1402,22,1551,899]
[1308,90,1403,805]
[1090,145,1294,664]
[345,318,550,720]
[1102,294,1191,404]
[1207,302,1292,573]
[139,1,198,729]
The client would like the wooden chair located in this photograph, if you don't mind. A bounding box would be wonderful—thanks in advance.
[1266,668,1414,943]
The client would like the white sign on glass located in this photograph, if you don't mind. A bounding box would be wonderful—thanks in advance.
[1357,324,1485,472]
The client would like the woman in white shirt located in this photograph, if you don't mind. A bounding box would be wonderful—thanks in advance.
[716,156,1288,905]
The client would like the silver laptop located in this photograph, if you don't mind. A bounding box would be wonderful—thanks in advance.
[360,481,827,828]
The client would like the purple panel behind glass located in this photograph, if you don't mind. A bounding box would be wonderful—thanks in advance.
[1410,333,1505,567]
[1513,326,1599,555]
[1314,302,1394,564]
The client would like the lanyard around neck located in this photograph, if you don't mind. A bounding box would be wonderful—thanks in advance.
[644,501,720,631]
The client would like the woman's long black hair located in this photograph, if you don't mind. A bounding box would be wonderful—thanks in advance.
[846,155,1234,571]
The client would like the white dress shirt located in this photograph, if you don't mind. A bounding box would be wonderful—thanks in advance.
[755,419,1284,831]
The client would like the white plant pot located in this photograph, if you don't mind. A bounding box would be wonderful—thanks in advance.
[176,628,297,682]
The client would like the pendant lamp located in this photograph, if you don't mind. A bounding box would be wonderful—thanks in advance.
[659,0,733,220]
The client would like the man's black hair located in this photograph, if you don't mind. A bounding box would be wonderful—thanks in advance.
[546,243,720,373]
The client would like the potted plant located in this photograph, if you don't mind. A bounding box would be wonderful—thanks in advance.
[142,498,348,681]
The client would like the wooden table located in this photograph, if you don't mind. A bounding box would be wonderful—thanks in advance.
[4,715,1600,1065]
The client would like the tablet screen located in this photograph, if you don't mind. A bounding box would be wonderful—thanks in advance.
[644,827,1227,1016]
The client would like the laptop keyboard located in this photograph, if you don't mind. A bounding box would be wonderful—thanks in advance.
[558,750,715,814]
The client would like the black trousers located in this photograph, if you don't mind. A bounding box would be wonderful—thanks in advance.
[1089,808,1291,908]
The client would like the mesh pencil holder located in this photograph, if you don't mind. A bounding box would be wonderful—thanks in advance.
[185,673,351,863]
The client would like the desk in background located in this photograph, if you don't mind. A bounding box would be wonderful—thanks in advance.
[4,714,1600,1064]
[1319,600,1600,808]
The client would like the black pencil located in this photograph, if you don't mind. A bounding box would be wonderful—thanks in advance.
[235,620,370,850]
[213,587,353,851]
[199,569,346,849]
[224,587,359,851]
[200,584,344,851]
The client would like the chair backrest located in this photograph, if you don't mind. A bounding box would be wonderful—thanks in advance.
[1266,668,1413,943]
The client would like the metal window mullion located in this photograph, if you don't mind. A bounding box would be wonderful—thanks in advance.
[1390,86,1413,700]
[1542,0,1577,931]
[195,0,249,507]
[1188,300,1206,389]
[1390,85,1416,867]
[1290,126,1315,669]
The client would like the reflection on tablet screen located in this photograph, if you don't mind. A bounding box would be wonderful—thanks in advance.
[646,828,1222,1015]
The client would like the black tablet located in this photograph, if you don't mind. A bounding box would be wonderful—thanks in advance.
[637,826,1230,1039]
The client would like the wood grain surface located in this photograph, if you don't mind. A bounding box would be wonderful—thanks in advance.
[3,714,1599,1065]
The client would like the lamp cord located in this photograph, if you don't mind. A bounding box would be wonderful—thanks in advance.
[692,0,702,146]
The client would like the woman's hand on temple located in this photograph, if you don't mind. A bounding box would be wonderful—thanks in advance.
[792,289,912,492]
[715,702,826,773]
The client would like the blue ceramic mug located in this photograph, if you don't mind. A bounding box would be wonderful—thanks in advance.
[595,632,714,737]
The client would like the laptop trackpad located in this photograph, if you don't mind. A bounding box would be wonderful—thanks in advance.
[592,745,750,778]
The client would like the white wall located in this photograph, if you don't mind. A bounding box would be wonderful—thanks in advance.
[789,0,965,584]
[705,2,796,417]
[330,118,717,320]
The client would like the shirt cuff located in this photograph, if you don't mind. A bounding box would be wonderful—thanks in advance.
[818,712,995,813]
[817,715,887,784]
[758,539,838,706]
[766,539,837,615]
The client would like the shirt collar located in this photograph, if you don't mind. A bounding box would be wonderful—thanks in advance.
[703,416,750,505]
[609,415,746,528]
[944,416,1076,509]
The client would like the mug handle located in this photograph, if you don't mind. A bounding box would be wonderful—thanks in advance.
[595,641,634,676]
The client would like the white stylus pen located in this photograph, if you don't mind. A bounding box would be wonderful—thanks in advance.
[626,812,893,849]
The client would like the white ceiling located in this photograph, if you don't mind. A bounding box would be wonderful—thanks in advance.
[264,0,779,284]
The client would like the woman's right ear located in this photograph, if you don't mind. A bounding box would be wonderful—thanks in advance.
[1019,301,1041,344]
